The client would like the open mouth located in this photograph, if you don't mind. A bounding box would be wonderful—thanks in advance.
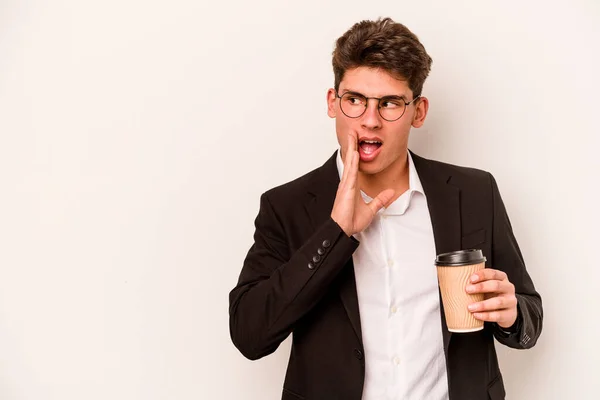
[359,139,383,155]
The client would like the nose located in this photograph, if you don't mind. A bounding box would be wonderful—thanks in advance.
[361,98,382,130]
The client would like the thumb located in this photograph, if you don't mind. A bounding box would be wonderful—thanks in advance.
[368,189,395,215]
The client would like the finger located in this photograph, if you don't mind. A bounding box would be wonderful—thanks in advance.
[341,134,354,184]
[467,294,517,312]
[471,310,505,323]
[466,279,514,295]
[348,129,358,154]
[470,268,508,283]
[346,141,359,191]
[367,189,395,215]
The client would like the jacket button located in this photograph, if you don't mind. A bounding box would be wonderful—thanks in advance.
[317,248,325,255]
[354,348,363,360]
[308,262,315,270]
[312,255,321,263]
[322,240,331,248]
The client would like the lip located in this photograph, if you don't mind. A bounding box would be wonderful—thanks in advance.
[358,135,383,143]
[357,140,383,163]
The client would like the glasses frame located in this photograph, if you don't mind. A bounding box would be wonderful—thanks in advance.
[335,90,421,122]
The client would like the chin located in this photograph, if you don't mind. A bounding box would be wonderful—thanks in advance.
[358,161,384,175]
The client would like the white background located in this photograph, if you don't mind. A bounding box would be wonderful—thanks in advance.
[1,0,599,399]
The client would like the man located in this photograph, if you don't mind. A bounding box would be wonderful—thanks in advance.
[229,18,542,400]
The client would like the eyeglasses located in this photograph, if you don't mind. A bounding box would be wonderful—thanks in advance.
[335,90,421,122]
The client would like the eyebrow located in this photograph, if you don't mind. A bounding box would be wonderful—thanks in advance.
[341,89,407,99]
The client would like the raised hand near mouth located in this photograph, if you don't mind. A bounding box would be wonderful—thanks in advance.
[331,131,395,237]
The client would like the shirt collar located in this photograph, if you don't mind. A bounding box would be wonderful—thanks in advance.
[335,148,425,215]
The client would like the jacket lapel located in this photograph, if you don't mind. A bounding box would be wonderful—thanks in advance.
[411,151,461,353]
[304,151,363,344]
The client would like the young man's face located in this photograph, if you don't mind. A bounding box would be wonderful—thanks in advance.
[327,67,428,177]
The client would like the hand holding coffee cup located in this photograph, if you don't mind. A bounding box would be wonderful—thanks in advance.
[466,266,518,330]
[435,249,518,332]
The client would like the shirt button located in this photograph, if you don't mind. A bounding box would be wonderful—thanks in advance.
[387,258,394,267]
[393,356,400,366]
[391,306,397,314]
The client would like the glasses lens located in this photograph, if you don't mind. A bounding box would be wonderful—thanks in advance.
[378,97,406,121]
[340,93,367,118]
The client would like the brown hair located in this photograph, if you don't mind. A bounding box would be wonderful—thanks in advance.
[332,18,433,97]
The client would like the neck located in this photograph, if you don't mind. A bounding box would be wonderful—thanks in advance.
[358,152,410,201]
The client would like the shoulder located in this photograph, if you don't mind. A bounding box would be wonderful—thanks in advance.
[261,152,337,207]
[411,151,493,189]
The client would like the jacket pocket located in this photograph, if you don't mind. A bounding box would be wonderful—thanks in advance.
[462,228,486,249]
[282,388,306,400]
[487,374,506,400]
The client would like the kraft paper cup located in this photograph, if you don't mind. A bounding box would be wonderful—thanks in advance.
[435,249,487,333]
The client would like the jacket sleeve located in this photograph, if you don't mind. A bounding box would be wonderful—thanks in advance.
[229,192,359,360]
[488,173,543,349]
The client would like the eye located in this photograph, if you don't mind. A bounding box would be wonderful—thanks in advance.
[342,93,366,106]
[348,96,365,105]
[380,98,403,109]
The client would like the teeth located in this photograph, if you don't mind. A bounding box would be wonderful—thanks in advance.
[363,140,381,144]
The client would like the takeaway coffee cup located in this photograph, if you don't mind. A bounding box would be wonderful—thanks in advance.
[435,249,487,333]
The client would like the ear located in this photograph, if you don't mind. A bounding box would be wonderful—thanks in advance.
[411,96,429,128]
[327,88,337,118]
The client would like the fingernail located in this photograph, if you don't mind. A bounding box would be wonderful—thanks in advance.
[466,285,475,293]
[470,275,478,282]
[468,304,477,311]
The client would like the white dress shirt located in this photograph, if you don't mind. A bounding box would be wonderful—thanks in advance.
[336,149,449,400]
